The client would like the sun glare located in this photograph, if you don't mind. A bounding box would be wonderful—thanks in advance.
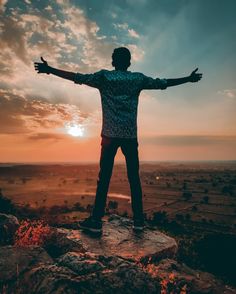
[65,123,84,137]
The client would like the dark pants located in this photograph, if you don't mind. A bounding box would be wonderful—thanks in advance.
[91,135,144,221]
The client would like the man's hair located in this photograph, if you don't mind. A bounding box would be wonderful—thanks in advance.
[112,47,131,69]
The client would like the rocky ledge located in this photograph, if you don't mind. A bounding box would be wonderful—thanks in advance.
[0,213,235,294]
[58,214,178,263]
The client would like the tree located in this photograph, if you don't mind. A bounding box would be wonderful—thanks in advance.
[73,202,85,211]
[182,181,187,190]
[0,189,15,213]
[192,205,198,212]
[108,200,118,210]
[185,213,191,221]
[182,192,192,201]
[203,196,209,204]
[175,214,184,222]
[152,211,168,225]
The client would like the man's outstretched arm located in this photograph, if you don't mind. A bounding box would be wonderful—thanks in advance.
[166,68,202,87]
[34,57,76,81]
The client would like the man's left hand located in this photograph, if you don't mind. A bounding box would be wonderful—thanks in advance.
[189,68,202,82]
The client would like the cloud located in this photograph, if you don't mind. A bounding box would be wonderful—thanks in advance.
[0,15,30,65]
[126,44,144,62]
[0,0,145,81]
[113,22,141,39]
[57,2,117,70]
[128,29,140,39]
[0,89,87,135]
[113,23,129,30]
[44,5,53,11]
[27,132,66,141]
[217,89,236,98]
[141,135,236,147]
[0,0,7,12]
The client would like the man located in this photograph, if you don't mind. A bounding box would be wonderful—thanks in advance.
[34,47,202,233]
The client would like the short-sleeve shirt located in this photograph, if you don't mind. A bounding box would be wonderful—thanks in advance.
[74,69,167,138]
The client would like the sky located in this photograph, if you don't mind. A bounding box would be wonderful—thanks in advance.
[0,0,236,162]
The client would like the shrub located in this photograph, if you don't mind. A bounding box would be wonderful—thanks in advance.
[152,211,168,225]
[73,202,85,212]
[0,189,16,214]
[192,205,198,212]
[203,196,209,204]
[108,200,118,210]
[182,192,192,201]
[14,219,53,246]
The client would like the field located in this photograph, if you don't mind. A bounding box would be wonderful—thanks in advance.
[0,161,235,229]
[1,161,236,284]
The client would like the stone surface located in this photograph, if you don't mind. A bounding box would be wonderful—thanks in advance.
[57,214,178,263]
[0,245,53,283]
[155,259,236,294]
[57,251,105,275]
[15,252,235,294]
[18,252,160,294]
[43,229,86,258]
[1,214,235,294]
[0,213,19,245]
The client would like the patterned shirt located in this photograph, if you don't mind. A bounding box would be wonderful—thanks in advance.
[74,69,168,138]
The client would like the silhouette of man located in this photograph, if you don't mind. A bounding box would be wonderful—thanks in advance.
[34,47,202,233]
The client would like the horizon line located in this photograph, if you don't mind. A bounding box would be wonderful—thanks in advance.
[0,159,236,165]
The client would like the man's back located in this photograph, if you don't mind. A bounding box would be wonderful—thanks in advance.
[74,69,167,138]
[34,47,202,234]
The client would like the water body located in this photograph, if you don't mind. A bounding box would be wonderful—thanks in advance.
[81,192,131,200]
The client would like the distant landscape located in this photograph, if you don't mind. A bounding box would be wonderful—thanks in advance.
[0,161,236,285]
[1,161,235,226]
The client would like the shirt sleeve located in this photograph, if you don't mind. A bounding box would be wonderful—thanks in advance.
[141,74,168,90]
[74,69,104,89]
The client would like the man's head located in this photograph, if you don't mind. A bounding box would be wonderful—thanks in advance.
[112,47,131,70]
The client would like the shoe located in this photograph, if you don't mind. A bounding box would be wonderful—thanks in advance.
[133,219,145,232]
[78,216,102,233]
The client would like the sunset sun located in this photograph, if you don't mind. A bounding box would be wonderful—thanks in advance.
[65,123,84,137]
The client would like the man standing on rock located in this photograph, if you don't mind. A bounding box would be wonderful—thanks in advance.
[34,47,202,233]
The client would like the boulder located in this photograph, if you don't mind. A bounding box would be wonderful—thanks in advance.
[43,229,86,258]
[1,215,234,294]
[57,251,105,275]
[18,252,160,294]
[0,213,19,245]
[153,259,235,294]
[0,245,53,290]
[57,214,177,263]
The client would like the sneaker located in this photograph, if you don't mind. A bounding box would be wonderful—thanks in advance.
[133,219,145,232]
[78,216,102,233]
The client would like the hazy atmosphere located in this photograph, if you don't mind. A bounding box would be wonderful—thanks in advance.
[1,0,236,162]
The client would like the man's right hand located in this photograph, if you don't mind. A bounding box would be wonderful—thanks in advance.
[34,57,51,74]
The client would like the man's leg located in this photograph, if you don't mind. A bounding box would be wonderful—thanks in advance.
[120,139,144,222]
[91,136,118,220]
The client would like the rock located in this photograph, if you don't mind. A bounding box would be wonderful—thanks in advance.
[18,255,160,294]
[43,229,86,258]
[74,262,160,294]
[1,215,234,294]
[153,259,235,294]
[18,264,79,294]
[57,214,177,263]
[57,251,105,275]
[0,213,19,245]
[0,245,53,286]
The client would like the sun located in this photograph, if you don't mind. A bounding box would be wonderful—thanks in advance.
[65,123,84,137]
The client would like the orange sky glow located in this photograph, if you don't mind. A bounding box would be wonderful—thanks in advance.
[0,0,235,162]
